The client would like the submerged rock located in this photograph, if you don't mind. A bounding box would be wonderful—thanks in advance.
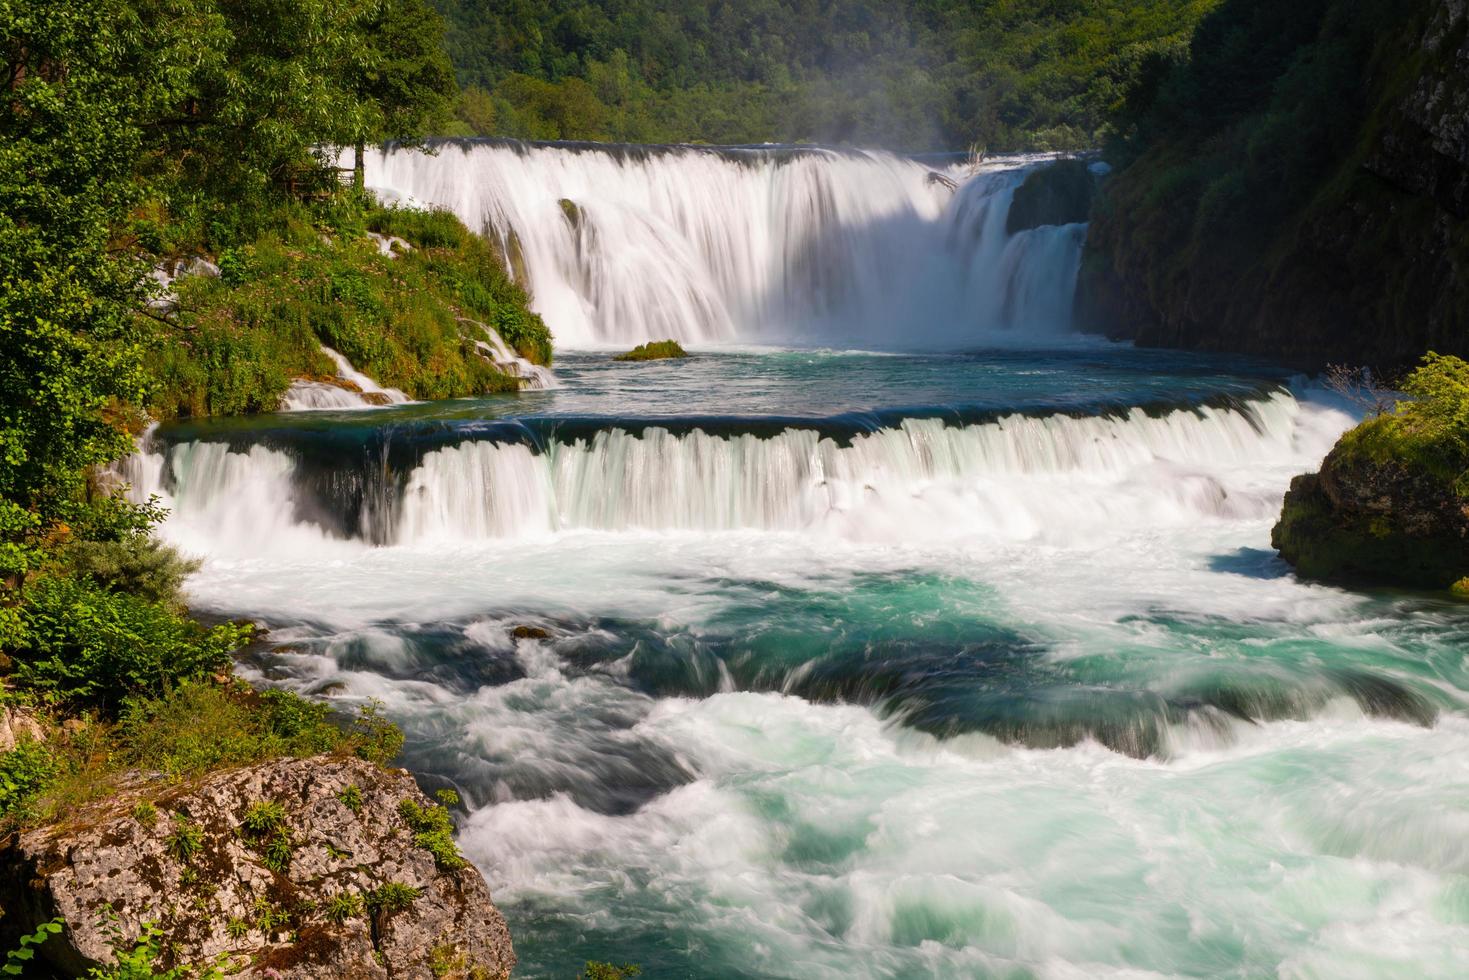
[0,757,513,979]
[558,198,583,229]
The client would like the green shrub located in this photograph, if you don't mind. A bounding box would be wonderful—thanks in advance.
[492,304,553,365]
[167,814,204,864]
[241,800,286,836]
[259,831,294,873]
[580,963,642,980]
[117,682,343,779]
[366,882,421,915]
[353,700,405,766]
[366,206,468,250]
[397,799,467,870]
[61,535,201,608]
[217,247,253,286]
[613,340,687,362]
[251,898,288,932]
[1400,353,1469,465]
[239,799,294,872]
[337,783,364,813]
[9,575,248,713]
[322,892,364,924]
[84,918,220,980]
[4,918,62,977]
[132,801,158,827]
[258,689,346,756]
[1336,353,1469,495]
[0,741,57,820]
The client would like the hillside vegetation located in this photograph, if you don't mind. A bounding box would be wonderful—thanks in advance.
[151,202,549,419]
[1080,0,1469,367]
[0,7,537,970]
[432,0,1221,150]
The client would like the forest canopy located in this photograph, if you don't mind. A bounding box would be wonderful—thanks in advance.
[432,0,1222,150]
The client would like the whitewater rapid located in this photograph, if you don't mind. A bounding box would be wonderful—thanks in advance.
[125,389,1343,554]
[360,142,1085,348]
[129,139,1469,976]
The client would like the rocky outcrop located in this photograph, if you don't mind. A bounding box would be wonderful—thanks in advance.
[1006,159,1096,234]
[1078,0,1469,369]
[0,757,513,979]
[1366,0,1469,219]
[0,704,44,754]
[1272,435,1469,590]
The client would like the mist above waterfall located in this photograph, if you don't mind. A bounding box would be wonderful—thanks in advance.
[360,142,1085,349]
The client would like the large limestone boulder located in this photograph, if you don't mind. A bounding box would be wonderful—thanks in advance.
[0,757,513,979]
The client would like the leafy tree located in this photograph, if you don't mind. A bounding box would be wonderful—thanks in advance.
[0,0,173,595]
[350,0,460,189]
[140,0,373,213]
[428,0,1223,149]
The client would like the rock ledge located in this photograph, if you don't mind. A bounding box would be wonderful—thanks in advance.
[0,756,513,979]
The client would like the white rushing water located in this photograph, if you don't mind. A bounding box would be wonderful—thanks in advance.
[149,380,1469,978]
[139,139,1469,976]
[361,143,1085,348]
[278,345,411,411]
[466,319,558,390]
[130,389,1350,556]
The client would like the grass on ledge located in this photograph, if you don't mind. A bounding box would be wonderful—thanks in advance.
[613,339,688,362]
[147,201,553,419]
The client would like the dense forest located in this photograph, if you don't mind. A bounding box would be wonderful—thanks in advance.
[431,0,1221,149]
[1079,0,1469,366]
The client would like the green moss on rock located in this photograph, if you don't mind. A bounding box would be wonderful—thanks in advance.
[1272,472,1468,588]
[1272,354,1469,591]
[613,340,688,362]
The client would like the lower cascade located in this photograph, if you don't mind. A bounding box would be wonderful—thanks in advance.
[129,390,1332,552]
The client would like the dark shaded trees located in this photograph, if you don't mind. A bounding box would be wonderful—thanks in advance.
[430,0,1222,149]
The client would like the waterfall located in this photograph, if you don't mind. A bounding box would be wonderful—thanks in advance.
[132,391,1332,554]
[279,346,411,411]
[360,142,1086,349]
[465,319,558,390]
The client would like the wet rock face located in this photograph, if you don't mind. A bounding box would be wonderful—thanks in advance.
[1006,159,1095,234]
[1368,0,1469,217]
[0,757,513,980]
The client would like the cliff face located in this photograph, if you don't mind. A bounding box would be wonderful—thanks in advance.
[0,756,514,979]
[1079,0,1469,368]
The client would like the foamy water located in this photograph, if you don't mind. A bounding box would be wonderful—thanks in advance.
[130,144,1469,977]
